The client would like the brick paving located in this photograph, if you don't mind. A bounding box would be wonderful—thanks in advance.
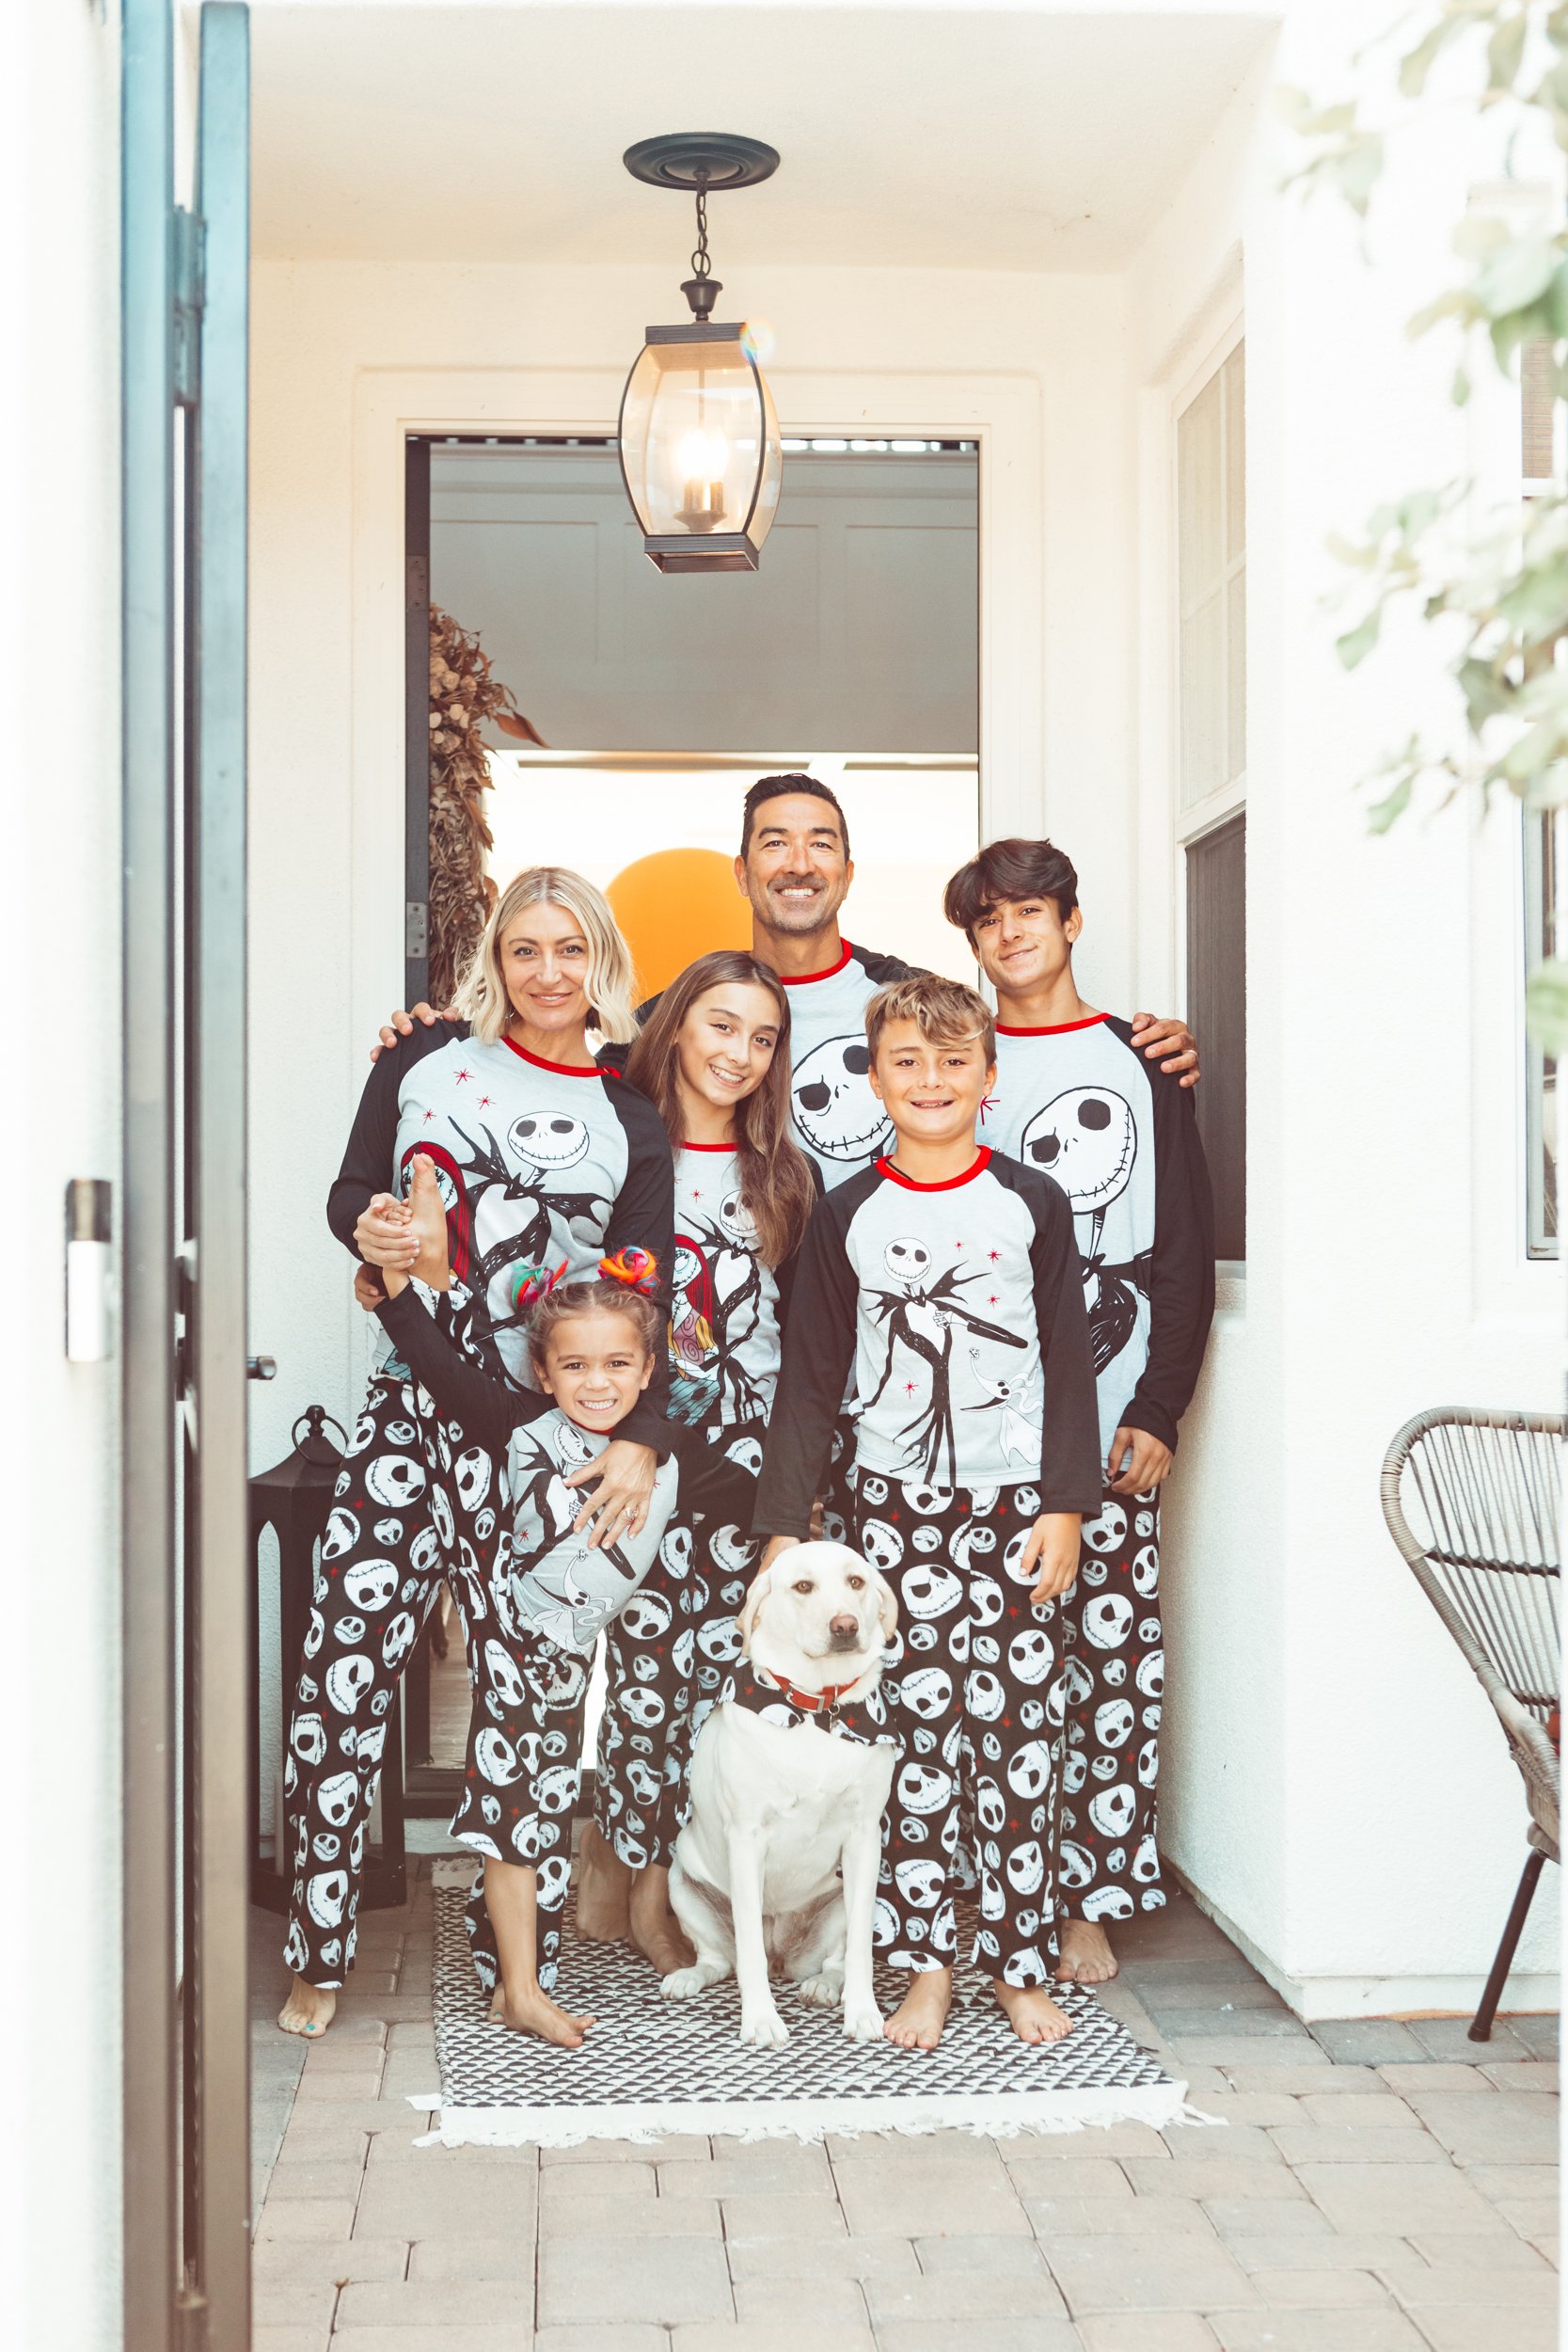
[249,1865,1559,2350]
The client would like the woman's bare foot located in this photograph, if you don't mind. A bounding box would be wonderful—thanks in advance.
[628,1865,695,1977]
[883,1968,953,2051]
[575,1822,632,1941]
[993,1979,1074,2044]
[1055,1918,1118,1984]
[277,1975,336,2038]
[491,1980,596,2048]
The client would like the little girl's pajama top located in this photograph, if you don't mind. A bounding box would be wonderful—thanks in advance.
[596,1139,815,1870]
[981,1014,1214,1925]
[284,1021,673,1990]
[752,1146,1102,1988]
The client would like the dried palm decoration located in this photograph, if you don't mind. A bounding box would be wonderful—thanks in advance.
[427,604,546,1009]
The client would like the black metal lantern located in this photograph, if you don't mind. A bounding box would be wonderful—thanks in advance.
[619,134,784,573]
[249,1406,408,1914]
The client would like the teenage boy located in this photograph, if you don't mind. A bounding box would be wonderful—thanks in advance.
[942,837,1214,1989]
[752,973,1103,2051]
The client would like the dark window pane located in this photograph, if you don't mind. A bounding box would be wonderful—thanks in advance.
[1187,812,1246,1261]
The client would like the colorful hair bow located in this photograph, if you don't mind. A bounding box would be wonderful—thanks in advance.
[510,1259,569,1311]
[599,1246,660,1296]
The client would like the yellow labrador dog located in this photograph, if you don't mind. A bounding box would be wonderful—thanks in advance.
[661,1540,898,2048]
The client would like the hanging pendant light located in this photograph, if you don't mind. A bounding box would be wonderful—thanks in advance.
[618,134,784,574]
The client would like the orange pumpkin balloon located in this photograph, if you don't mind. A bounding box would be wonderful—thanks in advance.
[606,849,752,999]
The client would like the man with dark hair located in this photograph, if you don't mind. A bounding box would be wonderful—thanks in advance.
[944,834,1215,1988]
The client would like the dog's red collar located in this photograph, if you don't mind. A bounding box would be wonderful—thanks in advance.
[753,1665,863,1714]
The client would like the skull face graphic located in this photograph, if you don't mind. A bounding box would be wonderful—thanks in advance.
[508,1112,590,1172]
[1021,1087,1136,1215]
[883,1236,931,1291]
[791,1036,894,1164]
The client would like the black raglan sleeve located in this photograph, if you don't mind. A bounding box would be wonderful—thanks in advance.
[752,1176,867,1541]
[601,1073,677,1454]
[771,1156,826,1334]
[1120,1062,1215,1452]
[998,1159,1102,1517]
[374,1283,548,1457]
[325,1019,470,1259]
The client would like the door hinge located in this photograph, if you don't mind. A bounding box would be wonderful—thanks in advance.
[406,901,429,959]
[173,205,206,408]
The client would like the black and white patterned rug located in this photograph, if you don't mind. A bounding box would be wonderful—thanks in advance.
[414,1865,1191,2148]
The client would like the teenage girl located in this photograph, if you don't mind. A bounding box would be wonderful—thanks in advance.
[372,1155,677,2044]
[278,866,673,2038]
[574,950,820,1971]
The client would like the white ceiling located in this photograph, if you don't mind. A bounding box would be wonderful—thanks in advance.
[249,3,1277,268]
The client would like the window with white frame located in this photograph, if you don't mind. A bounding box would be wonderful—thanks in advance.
[1177,334,1246,1263]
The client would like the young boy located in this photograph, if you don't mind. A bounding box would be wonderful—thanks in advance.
[752,973,1102,2050]
[942,838,1214,1988]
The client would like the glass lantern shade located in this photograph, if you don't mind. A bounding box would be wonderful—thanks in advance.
[618,321,782,572]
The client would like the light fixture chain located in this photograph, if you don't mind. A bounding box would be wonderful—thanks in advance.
[690,183,711,281]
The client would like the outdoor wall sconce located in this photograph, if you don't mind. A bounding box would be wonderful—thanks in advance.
[618,133,783,573]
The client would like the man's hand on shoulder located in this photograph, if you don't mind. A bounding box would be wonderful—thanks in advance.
[1130,1011,1199,1089]
[370,1000,449,1064]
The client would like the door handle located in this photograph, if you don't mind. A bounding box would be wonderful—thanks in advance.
[247,1356,277,1381]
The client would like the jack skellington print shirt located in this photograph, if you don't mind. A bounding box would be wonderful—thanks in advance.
[753,1147,1102,1539]
[374,1281,678,1656]
[980,1014,1214,1458]
[328,1018,673,1449]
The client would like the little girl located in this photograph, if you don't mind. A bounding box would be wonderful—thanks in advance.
[375,1154,677,2046]
[576,950,819,1970]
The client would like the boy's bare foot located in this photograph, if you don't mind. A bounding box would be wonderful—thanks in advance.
[490,1981,596,2048]
[883,1968,953,2051]
[277,1975,336,2037]
[1055,1919,1118,1983]
[993,1979,1074,2044]
[575,1822,632,1941]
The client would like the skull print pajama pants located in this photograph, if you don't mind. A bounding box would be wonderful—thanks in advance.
[283,1374,584,1992]
[853,1470,1066,1988]
[1055,1484,1164,1924]
[594,1436,762,1868]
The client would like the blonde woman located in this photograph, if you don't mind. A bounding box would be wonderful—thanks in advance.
[278,867,673,2037]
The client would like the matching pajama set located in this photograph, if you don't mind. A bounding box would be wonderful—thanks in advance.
[752,1146,1102,1988]
[595,1140,812,1868]
[981,1014,1213,1925]
[372,1282,679,1994]
[283,1019,673,1990]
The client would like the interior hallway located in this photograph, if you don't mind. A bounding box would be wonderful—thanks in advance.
[248,1871,1559,2349]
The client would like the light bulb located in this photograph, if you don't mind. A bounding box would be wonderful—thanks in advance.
[678,426,728,481]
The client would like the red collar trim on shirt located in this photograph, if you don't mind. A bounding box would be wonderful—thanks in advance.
[500,1036,605,1076]
[778,939,853,986]
[754,1664,864,1714]
[995,1013,1109,1037]
[876,1147,991,1192]
[680,1139,737,1153]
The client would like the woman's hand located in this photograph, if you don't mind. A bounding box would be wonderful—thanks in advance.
[1021,1512,1082,1606]
[564,1440,657,1549]
[355,1192,417,1272]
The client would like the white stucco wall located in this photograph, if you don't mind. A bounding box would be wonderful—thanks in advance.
[1134,17,1562,2011]
[247,3,1561,2013]
[5,0,124,2340]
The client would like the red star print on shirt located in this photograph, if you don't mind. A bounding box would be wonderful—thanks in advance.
[454,1068,470,1084]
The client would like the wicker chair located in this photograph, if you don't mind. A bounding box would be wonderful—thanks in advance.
[1382,1411,1560,2042]
[1381,1407,1562,2042]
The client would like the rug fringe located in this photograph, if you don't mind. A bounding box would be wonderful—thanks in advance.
[413,2080,1194,2150]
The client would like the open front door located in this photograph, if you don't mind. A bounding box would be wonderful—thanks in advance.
[122,6,253,2346]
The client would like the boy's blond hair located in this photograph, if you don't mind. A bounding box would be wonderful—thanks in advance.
[864,973,996,1066]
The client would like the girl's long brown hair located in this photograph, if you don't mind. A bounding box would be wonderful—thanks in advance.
[624,951,817,1269]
